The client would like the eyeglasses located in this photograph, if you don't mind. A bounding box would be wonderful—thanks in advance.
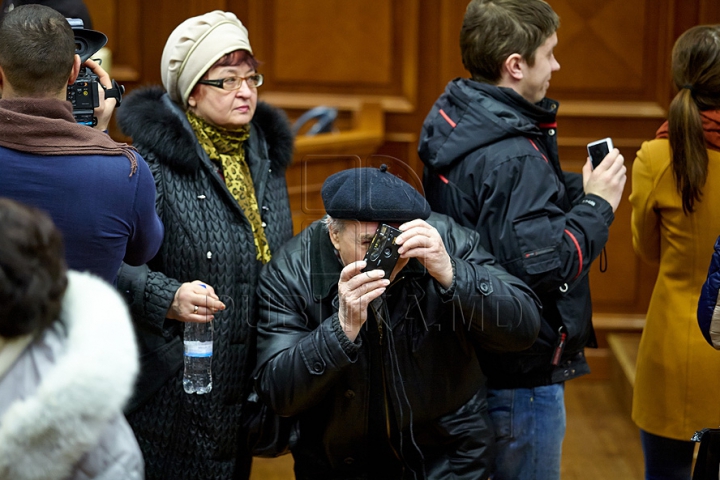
[197,73,264,91]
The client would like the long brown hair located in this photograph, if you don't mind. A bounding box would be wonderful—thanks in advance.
[668,25,720,214]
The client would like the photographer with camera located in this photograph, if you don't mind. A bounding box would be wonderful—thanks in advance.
[253,165,542,479]
[0,4,163,284]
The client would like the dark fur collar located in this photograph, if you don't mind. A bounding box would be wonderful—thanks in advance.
[116,86,293,174]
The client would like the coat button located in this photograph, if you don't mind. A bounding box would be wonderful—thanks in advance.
[262,221,267,228]
[548,128,556,136]
[344,389,356,399]
[312,363,323,373]
[206,251,213,259]
[344,457,354,465]
[479,282,490,294]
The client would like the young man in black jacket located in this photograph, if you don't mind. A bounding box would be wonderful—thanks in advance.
[254,165,542,479]
[419,1,626,478]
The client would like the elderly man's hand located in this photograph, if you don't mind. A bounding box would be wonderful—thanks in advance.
[396,219,454,289]
[337,262,389,342]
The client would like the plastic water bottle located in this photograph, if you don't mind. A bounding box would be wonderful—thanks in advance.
[183,286,213,394]
[184,320,213,394]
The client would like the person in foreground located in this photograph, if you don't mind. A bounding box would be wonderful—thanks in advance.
[115,10,294,479]
[254,165,542,479]
[418,1,627,478]
[630,24,720,480]
[0,4,163,284]
[0,198,143,480]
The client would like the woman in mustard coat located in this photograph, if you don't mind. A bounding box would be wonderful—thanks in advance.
[630,25,720,479]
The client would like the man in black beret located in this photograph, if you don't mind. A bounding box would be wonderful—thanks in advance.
[253,165,542,479]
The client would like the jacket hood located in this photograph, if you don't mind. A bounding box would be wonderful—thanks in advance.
[418,78,557,170]
[0,271,139,480]
[117,86,294,175]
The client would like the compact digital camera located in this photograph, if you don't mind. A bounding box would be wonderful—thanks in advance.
[362,224,402,280]
[66,18,124,127]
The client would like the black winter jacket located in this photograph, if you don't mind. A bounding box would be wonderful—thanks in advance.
[254,214,541,479]
[419,79,615,388]
[115,87,294,479]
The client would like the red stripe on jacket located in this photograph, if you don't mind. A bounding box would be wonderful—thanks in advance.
[527,139,548,163]
[564,229,583,279]
[439,109,456,128]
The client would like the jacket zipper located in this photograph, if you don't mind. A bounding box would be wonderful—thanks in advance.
[374,300,402,463]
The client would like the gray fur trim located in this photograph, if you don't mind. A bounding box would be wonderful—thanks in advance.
[0,271,139,480]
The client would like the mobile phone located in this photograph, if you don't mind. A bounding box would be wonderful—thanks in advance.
[362,224,402,280]
[587,137,614,169]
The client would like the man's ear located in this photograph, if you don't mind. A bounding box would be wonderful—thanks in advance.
[68,54,81,85]
[328,228,341,251]
[501,53,525,82]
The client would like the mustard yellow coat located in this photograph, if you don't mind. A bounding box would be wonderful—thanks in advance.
[630,138,720,440]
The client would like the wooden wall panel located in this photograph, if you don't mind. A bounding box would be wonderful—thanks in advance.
[272,1,392,85]
[247,0,418,110]
[551,0,654,96]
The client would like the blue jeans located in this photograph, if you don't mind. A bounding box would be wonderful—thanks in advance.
[640,429,695,480]
[487,383,566,480]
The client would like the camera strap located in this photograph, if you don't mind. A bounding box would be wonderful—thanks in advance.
[103,79,125,107]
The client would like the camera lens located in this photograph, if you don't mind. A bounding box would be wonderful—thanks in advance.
[383,247,392,258]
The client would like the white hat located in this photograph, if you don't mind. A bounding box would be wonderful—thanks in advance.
[161,10,252,107]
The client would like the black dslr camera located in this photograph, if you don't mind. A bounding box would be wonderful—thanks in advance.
[66,19,124,127]
[362,224,402,280]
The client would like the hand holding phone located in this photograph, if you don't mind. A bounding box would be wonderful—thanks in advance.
[587,137,614,169]
[362,224,401,280]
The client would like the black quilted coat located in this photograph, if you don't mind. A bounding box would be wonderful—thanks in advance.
[115,86,294,480]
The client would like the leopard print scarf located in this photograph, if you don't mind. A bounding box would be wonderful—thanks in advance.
[186,111,271,264]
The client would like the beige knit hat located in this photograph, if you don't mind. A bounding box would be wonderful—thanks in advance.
[161,10,252,107]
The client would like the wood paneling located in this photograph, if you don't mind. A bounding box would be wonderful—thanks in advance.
[273,2,393,84]
[246,0,418,111]
[289,102,385,233]
[551,0,659,98]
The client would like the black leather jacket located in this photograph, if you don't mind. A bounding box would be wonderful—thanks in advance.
[420,79,615,388]
[254,214,541,479]
[115,87,294,479]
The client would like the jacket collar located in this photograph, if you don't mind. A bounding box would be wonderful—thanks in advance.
[456,79,558,125]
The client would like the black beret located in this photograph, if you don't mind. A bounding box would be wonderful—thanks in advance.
[321,165,431,222]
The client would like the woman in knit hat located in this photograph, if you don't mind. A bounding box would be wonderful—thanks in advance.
[115,10,294,480]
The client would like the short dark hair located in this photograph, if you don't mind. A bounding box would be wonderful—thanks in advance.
[0,4,76,96]
[212,50,260,72]
[0,198,68,339]
[460,0,559,84]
